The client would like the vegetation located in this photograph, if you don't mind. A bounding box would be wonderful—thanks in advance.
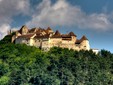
[0,37,113,85]
[0,35,12,45]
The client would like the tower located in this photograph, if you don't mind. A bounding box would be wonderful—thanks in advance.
[19,25,29,35]
[68,32,77,42]
[80,35,90,50]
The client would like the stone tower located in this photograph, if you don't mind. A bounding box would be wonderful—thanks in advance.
[80,35,90,50]
[19,25,29,35]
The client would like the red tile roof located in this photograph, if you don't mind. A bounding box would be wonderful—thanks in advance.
[75,35,88,44]
[62,38,72,40]
[35,34,50,38]
[51,30,62,38]
[16,26,89,42]
[62,34,71,38]
[17,33,35,39]
[81,35,88,40]
[47,27,52,30]
[75,39,81,44]
[68,32,77,37]
[55,30,61,35]
[29,28,37,33]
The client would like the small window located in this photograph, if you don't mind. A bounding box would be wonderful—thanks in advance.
[35,40,37,42]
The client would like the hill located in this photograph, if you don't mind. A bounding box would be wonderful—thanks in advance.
[0,36,113,85]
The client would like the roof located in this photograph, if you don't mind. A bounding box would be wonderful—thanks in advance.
[17,33,35,39]
[35,34,50,39]
[62,34,72,40]
[35,28,48,35]
[62,38,71,40]
[45,27,54,34]
[36,28,43,34]
[19,25,28,34]
[47,27,52,30]
[16,26,89,42]
[75,35,88,44]
[81,35,88,40]
[55,30,61,36]
[68,32,77,37]
[51,30,62,38]
[29,28,37,33]
[75,39,81,44]
[62,34,71,38]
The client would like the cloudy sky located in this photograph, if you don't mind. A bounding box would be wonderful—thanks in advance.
[0,0,113,53]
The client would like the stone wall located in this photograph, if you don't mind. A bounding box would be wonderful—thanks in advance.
[15,38,30,45]
[15,35,90,51]
[33,39,41,48]
[79,40,90,50]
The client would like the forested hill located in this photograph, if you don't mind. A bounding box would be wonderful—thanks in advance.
[0,36,113,85]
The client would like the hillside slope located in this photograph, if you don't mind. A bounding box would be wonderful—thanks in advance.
[0,37,113,85]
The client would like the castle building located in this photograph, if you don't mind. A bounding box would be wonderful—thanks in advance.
[11,25,90,51]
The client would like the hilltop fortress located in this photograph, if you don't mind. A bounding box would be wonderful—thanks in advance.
[11,25,90,51]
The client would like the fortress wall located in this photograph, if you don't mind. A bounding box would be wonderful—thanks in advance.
[16,32,21,36]
[62,40,75,44]
[15,38,23,44]
[15,38,30,45]
[33,39,41,47]
[79,40,90,50]
[12,35,16,43]
[15,37,90,51]
[42,41,50,51]
[29,38,35,46]
[42,41,49,47]
[21,27,29,35]
[48,38,77,50]
[49,38,62,43]
[13,26,90,51]
[60,43,76,49]
[71,36,77,42]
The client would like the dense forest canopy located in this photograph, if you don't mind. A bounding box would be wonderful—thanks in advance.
[0,35,113,85]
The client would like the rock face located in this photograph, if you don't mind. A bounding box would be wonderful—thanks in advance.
[11,25,90,51]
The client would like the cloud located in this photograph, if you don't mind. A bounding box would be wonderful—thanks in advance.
[0,24,18,39]
[0,0,113,40]
[0,0,30,39]
[78,13,113,30]
[0,24,11,39]
[0,0,30,25]
[26,0,113,31]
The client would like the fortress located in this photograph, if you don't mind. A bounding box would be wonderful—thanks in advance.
[11,25,90,51]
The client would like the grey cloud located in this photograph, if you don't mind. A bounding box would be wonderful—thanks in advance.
[0,0,30,39]
[0,0,113,39]
[0,24,10,39]
[27,0,113,31]
[0,0,30,25]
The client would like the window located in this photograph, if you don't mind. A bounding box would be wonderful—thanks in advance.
[35,40,37,42]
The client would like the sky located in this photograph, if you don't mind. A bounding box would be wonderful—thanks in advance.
[0,0,113,53]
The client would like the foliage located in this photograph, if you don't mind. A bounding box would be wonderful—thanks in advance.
[0,42,113,85]
[0,35,12,45]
